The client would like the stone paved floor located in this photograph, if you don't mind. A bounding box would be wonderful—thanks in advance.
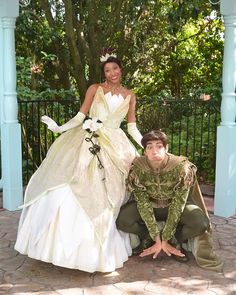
[0,209,236,295]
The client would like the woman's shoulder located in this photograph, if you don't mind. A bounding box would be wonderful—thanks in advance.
[84,84,103,99]
[122,88,135,102]
[123,87,134,96]
[87,83,100,93]
[89,83,110,95]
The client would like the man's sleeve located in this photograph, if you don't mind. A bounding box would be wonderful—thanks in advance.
[161,162,196,241]
[161,188,189,241]
[127,166,160,241]
[134,191,160,241]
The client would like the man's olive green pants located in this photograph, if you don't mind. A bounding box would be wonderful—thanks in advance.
[116,200,209,243]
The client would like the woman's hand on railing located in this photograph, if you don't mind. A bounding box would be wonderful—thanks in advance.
[41,115,61,133]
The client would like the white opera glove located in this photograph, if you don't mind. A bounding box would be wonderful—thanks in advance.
[127,122,143,148]
[41,115,61,133]
[41,111,86,133]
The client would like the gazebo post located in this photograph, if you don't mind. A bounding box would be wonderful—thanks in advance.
[214,0,236,217]
[0,0,23,210]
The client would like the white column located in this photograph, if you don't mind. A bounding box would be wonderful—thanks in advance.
[214,0,236,217]
[2,17,18,123]
[0,3,4,191]
[0,0,23,210]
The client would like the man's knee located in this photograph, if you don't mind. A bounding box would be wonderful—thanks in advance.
[181,205,210,235]
[191,214,209,234]
[186,207,209,233]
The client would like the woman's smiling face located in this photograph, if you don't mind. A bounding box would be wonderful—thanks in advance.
[103,62,122,84]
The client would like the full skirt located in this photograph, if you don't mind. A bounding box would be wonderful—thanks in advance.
[15,184,132,273]
[15,126,137,272]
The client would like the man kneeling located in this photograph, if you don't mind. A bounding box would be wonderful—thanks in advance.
[117,130,222,271]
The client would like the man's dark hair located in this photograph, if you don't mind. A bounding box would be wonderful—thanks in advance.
[101,56,122,80]
[141,130,168,149]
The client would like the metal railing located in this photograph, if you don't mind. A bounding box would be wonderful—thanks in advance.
[18,99,81,184]
[18,98,220,185]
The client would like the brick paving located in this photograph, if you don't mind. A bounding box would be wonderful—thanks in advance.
[0,207,236,295]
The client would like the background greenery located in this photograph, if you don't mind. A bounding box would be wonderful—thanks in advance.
[16,0,224,184]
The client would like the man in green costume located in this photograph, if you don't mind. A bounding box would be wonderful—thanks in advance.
[116,130,223,271]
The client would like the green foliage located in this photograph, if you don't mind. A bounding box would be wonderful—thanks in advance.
[16,1,224,101]
[16,1,224,184]
[16,56,79,101]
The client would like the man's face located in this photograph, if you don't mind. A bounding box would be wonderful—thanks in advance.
[144,140,166,163]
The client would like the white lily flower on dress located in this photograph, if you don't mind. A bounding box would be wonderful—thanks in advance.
[82,117,103,132]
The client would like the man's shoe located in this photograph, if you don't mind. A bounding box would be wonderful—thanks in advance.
[132,237,154,256]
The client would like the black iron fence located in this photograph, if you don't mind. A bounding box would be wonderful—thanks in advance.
[18,98,220,185]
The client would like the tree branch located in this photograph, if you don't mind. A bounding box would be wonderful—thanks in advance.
[64,0,87,98]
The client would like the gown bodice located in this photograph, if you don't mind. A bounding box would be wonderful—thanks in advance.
[89,86,131,129]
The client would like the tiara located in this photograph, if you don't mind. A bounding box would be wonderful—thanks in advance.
[100,53,117,62]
